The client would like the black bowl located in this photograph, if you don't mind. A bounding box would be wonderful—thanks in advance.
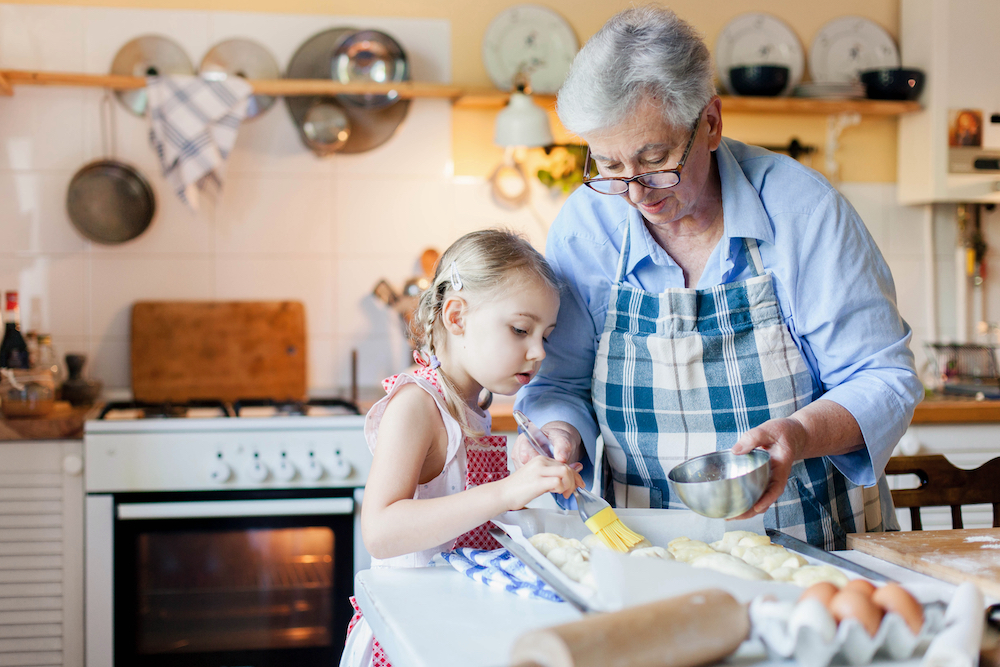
[859,68,925,101]
[728,65,790,97]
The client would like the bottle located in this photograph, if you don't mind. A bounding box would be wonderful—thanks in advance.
[0,292,30,369]
[35,334,63,381]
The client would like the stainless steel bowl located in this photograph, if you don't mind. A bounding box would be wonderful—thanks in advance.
[667,449,771,519]
[331,29,409,109]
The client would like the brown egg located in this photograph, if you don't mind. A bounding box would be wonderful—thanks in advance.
[829,589,885,637]
[798,581,839,607]
[843,578,877,597]
[872,583,924,635]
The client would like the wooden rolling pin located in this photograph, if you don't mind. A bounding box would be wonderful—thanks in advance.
[510,589,749,667]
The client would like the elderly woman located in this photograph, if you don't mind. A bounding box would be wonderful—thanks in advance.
[513,5,922,550]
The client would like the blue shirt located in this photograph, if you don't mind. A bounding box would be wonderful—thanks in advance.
[515,137,922,488]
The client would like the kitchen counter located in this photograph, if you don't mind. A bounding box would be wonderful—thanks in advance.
[353,550,981,667]
[0,402,101,440]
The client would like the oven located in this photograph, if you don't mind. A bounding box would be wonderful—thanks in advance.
[85,401,371,667]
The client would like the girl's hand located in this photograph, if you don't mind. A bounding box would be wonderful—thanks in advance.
[512,420,583,467]
[500,456,585,510]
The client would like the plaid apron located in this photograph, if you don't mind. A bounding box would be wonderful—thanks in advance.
[592,222,878,550]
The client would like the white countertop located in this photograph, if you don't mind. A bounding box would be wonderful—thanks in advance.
[353,551,972,667]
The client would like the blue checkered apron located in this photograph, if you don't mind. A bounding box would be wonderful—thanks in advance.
[592,223,878,550]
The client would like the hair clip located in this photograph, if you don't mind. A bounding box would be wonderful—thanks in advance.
[450,261,464,291]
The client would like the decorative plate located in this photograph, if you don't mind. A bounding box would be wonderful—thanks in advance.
[809,16,900,83]
[482,4,578,94]
[715,13,804,97]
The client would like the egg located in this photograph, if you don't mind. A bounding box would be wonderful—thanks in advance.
[872,583,924,635]
[799,581,839,607]
[828,589,885,637]
[843,578,877,597]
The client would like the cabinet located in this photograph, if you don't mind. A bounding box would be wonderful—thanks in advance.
[0,441,84,667]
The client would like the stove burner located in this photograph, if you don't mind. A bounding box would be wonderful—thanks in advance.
[232,398,361,417]
[98,400,233,420]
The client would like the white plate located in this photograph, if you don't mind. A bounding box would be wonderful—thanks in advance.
[809,16,900,83]
[482,4,579,94]
[715,12,804,97]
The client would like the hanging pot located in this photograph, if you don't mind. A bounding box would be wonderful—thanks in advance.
[66,93,156,245]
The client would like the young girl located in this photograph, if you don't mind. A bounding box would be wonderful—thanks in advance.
[340,229,583,667]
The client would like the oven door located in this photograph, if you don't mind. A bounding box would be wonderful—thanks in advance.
[110,489,355,667]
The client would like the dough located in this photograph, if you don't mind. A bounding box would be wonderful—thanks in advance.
[529,533,572,557]
[738,544,808,572]
[736,534,772,548]
[560,559,592,583]
[546,545,586,570]
[668,537,716,562]
[581,534,606,551]
[768,566,796,582]
[791,565,850,588]
[711,530,759,554]
[690,552,772,581]
[628,546,673,560]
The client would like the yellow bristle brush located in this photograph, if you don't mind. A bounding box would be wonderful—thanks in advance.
[513,410,645,553]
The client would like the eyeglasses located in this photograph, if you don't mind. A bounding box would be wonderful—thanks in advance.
[582,114,702,195]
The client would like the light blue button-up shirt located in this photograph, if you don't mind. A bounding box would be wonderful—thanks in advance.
[515,137,922,488]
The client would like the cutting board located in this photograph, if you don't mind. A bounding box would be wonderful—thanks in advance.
[847,528,1000,597]
[131,301,307,403]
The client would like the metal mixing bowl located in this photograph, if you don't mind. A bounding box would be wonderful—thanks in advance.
[667,449,771,519]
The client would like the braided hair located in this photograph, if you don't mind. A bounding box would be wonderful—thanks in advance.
[411,229,559,437]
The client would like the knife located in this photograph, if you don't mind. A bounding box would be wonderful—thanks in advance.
[489,526,593,613]
[766,528,896,583]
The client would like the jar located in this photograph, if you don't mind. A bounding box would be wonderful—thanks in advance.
[0,368,55,418]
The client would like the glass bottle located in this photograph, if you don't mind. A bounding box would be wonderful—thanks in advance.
[0,291,30,369]
[35,334,63,382]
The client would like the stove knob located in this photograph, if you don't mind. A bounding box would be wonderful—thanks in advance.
[329,449,352,480]
[209,459,232,484]
[275,455,298,482]
[245,454,270,483]
[302,453,325,482]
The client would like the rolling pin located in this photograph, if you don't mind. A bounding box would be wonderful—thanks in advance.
[510,589,749,667]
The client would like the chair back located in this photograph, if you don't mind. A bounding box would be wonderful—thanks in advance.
[884,454,1000,530]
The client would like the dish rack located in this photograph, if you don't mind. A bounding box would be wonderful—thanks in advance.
[925,343,1000,398]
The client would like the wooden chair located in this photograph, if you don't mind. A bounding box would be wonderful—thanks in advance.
[884,454,1000,530]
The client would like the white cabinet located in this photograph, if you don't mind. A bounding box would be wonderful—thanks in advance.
[0,440,84,667]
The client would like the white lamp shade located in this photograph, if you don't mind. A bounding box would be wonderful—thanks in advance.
[494,92,554,147]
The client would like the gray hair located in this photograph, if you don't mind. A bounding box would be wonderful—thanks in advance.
[556,5,716,136]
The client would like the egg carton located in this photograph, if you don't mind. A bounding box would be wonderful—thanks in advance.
[749,596,946,667]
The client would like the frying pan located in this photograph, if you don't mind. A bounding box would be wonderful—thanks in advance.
[66,93,156,245]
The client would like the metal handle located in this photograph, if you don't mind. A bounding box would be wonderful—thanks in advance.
[117,497,354,520]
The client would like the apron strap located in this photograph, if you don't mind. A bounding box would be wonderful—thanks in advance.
[615,219,632,283]
[744,238,765,277]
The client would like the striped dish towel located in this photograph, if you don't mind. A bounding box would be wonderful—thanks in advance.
[146,75,253,209]
[434,548,564,603]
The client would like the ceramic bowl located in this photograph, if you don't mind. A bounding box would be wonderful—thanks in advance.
[859,68,925,101]
[728,65,790,97]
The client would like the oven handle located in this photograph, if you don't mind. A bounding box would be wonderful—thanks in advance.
[117,497,354,520]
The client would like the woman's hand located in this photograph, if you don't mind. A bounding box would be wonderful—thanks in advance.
[511,420,583,468]
[500,456,585,511]
[728,417,807,520]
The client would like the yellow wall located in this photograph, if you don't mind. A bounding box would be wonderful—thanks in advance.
[8,0,902,181]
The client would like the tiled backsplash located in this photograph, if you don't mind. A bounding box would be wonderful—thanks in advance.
[0,4,935,395]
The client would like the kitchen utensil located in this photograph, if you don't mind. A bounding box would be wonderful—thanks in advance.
[199,38,280,119]
[728,65,790,97]
[513,410,645,552]
[61,353,102,407]
[66,93,156,245]
[859,68,925,101]
[331,29,409,109]
[509,588,749,667]
[285,27,410,155]
[0,367,55,418]
[666,449,770,519]
[809,17,899,84]
[110,34,194,116]
[715,13,804,97]
[419,248,440,278]
[130,301,307,403]
[301,99,352,155]
[488,527,591,612]
[847,528,1000,598]
[766,528,893,582]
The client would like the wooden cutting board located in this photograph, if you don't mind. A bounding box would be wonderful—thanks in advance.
[847,528,1000,597]
[131,301,307,403]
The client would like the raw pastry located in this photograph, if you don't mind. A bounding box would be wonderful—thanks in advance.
[736,534,772,548]
[667,537,716,562]
[738,544,808,572]
[710,530,759,554]
[791,564,850,588]
[690,552,772,580]
[768,566,796,582]
[546,545,587,570]
[529,533,572,557]
[628,546,673,560]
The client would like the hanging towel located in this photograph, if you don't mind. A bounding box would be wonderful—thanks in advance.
[146,74,253,209]
[434,548,565,603]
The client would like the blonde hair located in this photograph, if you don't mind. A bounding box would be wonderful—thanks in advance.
[412,229,559,437]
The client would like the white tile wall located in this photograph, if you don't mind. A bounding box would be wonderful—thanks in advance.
[0,4,559,395]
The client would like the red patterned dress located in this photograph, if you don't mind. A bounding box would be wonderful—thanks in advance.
[340,365,508,667]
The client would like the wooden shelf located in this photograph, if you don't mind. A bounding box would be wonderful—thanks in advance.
[0,69,922,115]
